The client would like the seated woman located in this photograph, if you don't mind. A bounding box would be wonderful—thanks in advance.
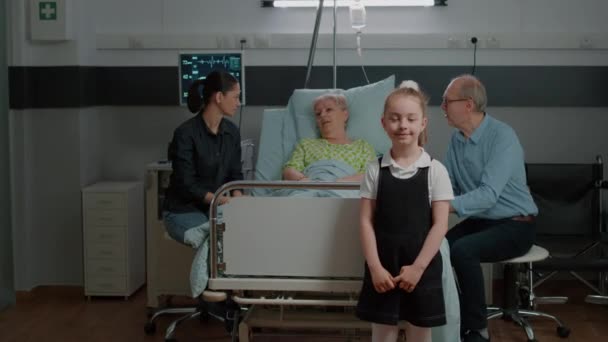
[163,70,243,245]
[282,93,376,182]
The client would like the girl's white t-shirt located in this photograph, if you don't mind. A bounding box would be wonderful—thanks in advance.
[360,148,454,204]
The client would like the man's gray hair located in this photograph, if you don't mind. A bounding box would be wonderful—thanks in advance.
[455,75,487,112]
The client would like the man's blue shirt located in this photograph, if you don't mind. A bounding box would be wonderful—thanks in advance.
[445,114,538,219]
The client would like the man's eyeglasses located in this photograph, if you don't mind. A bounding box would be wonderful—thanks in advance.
[442,98,469,106]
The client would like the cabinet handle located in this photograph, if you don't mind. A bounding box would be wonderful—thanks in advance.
[96,217,115,224]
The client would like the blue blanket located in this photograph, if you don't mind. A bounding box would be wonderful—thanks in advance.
[182,207,224,299]
[273,159,360,198]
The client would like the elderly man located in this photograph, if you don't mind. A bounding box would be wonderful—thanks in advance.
[442,75,537,342]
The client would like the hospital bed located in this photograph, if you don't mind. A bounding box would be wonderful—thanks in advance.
[203,76,462,341]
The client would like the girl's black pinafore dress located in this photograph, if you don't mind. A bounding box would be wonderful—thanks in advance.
[356,161,446,327]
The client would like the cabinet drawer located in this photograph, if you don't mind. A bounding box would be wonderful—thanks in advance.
[83,193,126,209]
[85,209,127,227]
[85,259,126,277]
[85,227,125,245]
[86,242,125,260]
[86,276,126,293]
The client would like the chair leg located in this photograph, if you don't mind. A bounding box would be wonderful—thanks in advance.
[149,307,198,322]
[517,309,567,330]
[488,308,542,341]
[164,310,202,341]
[585,295,608,305]
[486,307,504,320]
[527,262,571,338]
[144,307,197,335]
[231,309,240,342]
[487,261,571,341]
[510,314,536,342]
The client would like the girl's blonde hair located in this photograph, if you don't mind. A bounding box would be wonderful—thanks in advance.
[383,80,429,146]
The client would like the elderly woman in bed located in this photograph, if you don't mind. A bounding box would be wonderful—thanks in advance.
[282,93,376,182]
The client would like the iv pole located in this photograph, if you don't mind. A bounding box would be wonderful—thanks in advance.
[332,0,337,89]
[304,0,338,89]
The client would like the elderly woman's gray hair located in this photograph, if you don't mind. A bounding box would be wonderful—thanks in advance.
[313,93,348,110]
[454,75,487,112]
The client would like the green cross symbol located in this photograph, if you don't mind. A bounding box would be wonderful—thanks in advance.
[39,2,57,21]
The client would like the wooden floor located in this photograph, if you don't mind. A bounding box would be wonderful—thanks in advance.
[0,281,607,342]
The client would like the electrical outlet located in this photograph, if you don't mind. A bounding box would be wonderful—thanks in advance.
[579,36,594,49]
[447,37,462,49]
[486,36,500,49]
[237,37,249,49]
[467,36,479,48]
[128,36,143,49]
[216,36,234,49]
[254,34,271,48]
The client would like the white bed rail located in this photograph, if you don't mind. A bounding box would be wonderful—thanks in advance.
[205,181,462,342]
[209,180,359,279]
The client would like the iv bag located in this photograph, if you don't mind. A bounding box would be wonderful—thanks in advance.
[349,0,366,31]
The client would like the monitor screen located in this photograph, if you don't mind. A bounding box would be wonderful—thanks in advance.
[178,52,245,106]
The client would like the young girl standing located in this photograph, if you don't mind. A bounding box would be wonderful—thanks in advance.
[356,81,454,342]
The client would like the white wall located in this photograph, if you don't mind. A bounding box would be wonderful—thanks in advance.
[98,107,190,180]
[79,108,102,186]
[9,0,608,66]
[10,109,84,287]
[425,107,608,164]
[6,0,608,289]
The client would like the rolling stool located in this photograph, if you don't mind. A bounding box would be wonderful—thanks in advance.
[145,290,236,342]
[487,245,570,342]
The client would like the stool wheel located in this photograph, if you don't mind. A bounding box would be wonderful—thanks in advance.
[557,326,571,338]
[144,322,156,335]
[199,308,210,323]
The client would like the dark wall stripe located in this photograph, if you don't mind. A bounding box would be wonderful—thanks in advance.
[9,66,608,109]
[9,66,97,109]
[96,67,178,106]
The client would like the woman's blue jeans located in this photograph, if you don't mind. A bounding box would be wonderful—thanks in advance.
[162,210,209,245]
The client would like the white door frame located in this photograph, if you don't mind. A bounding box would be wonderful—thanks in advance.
[0,0,16,312]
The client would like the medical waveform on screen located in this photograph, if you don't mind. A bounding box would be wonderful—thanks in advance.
[179,53,244,105]
[182,55,239,70]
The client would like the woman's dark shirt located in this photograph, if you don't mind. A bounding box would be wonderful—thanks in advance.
[164,115,243,214]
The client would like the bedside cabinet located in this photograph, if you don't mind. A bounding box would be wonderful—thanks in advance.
[82,181,145,299]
